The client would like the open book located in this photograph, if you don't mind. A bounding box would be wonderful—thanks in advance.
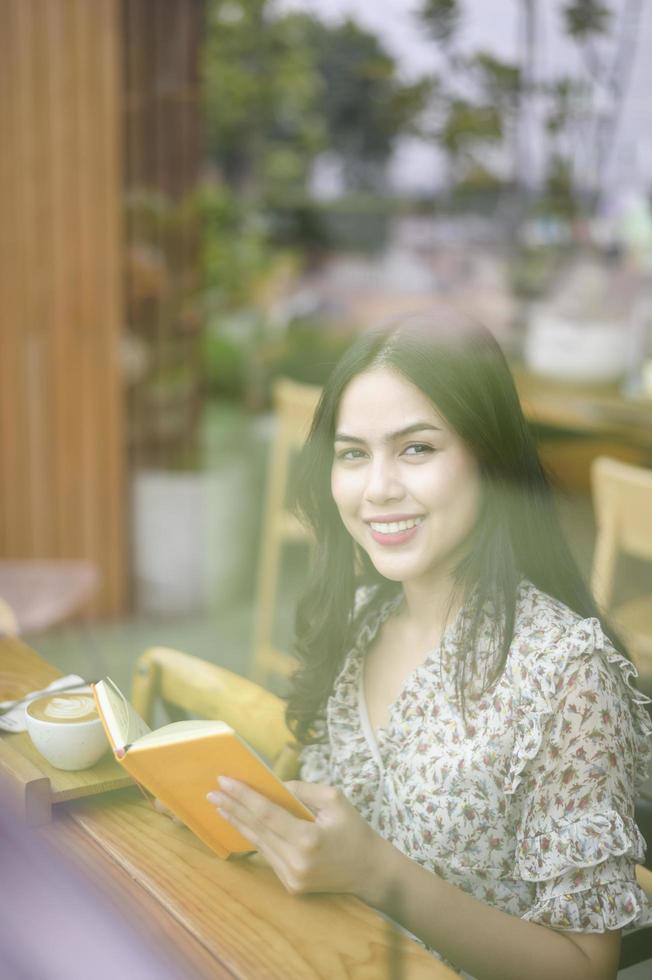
[92,677,314,859]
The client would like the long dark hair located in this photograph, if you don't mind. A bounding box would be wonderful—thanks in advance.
[285,312,626,744]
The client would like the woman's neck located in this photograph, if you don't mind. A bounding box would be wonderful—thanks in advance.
[398,571,463,643]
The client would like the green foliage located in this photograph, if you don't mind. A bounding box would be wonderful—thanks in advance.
[202,1,432,198]
[258,322,356,388]
[420,0,461,45]
[418,0,628,221]
[508,245,573,301]
[441,100,502,158]
[471,53,522,112]
[201,309,263,401]
[451,164,506,207]
[563,0,612,39]
[124,188,207,467]
[543,77,588,138]
[539,156,579,220]
[197,180,273,309]
[202,315,357,405]
[306,17,434,190]
[203,3,326,196]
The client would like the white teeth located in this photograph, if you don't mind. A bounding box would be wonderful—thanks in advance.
[370,517,424,534]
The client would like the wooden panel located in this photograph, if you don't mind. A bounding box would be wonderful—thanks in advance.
[122,0,204,471]
[0,0,125,615]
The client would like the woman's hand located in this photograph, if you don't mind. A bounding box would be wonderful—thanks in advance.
[206,778,381,899]
[152,798,184,826]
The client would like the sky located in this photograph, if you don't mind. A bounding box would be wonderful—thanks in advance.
[275,0,652,196]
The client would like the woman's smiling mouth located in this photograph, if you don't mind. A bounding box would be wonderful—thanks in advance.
[367,515,425,545]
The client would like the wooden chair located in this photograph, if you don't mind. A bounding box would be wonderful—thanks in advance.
[0,597,18,636]
[251,378,321,687]
[591,456,652,690]
[131,646,300,780]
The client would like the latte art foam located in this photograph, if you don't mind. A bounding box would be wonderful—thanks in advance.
[27,692,98,724]
[43,694,95,719]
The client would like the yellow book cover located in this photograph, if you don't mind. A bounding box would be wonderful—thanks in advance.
[92,677,314,859]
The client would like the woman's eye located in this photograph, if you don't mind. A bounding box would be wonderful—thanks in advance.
[335,444,435,461]
[403,443,435,456]
[336,448,367,461]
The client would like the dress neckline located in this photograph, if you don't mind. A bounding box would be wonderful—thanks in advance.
[353,582,501,747]
[355,591,446,748]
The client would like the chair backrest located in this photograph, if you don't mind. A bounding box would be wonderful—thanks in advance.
[131,646,299,779]
[591,456,652,610]
[251,377,321,686]
[0,597,18,636]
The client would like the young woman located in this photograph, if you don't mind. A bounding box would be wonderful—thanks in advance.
[207,315,652,980]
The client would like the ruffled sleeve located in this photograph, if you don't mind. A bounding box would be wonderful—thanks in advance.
[511,618,652,932]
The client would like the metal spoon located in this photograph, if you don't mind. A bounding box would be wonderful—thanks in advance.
[0,680,97,716]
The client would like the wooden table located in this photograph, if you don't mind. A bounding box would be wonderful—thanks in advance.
[512,367,652,449]
[0,637,455,979]
[511,367,652,494]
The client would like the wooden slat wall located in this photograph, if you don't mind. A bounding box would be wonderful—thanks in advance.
[124,0,202,198]
[0,0,125,616]
[123,0,203,470]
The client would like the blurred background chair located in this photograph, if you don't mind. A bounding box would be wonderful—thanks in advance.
[0,597,18,637]
[250,378,320,688]
[591,457,652,695]
[131,646,299,779]
[0,560,100,636]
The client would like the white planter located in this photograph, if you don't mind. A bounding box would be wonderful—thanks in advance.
[524,311,629,383]
[131,462,257,616]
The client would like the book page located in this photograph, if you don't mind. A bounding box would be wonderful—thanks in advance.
[95,677,151,750]
[133,719,231,748]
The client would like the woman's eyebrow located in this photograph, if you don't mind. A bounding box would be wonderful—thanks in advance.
[334,422,441,444]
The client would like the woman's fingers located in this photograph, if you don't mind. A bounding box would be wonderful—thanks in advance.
[208,777,308,841]
[153,797,184,826]
[284,780,341,814]
[206,778,371,897]
[207,787,305,891]
[206,778,317,878]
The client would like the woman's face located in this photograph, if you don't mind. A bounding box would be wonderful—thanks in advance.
[330,366,482,586]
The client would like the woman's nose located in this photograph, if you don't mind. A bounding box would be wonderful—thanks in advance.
[364,457,404,503]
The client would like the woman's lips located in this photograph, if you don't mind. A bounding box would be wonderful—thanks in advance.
[368,522,423,547]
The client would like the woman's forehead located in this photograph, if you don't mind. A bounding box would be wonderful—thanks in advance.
[335,367,447,434]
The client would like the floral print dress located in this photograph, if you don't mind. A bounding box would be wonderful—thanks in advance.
[299,581,652,972]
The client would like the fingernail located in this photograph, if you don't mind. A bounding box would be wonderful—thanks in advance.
[206,791,224,805]
[218,776,235,790]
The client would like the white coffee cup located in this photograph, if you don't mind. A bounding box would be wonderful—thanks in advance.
[25,692,109,771]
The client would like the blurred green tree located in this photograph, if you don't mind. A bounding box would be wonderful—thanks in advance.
[203,1,326,198]
[417,0,644,218]
[563,0,611,38]
[203,0,432,198]
[421,0,462,47]
[305,17,433,191]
